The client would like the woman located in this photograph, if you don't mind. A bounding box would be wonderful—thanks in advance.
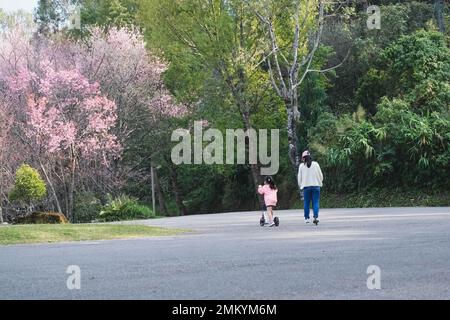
[297,150,323,225]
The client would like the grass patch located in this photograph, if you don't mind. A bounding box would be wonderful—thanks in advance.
[0,224,186,246]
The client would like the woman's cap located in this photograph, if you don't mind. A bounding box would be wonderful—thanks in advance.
[302,150,311,158]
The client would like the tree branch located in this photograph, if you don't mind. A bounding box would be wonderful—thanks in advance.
[306,47,351,74]
[294,0,325,89]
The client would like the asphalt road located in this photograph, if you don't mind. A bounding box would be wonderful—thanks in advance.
[0,207,449,300]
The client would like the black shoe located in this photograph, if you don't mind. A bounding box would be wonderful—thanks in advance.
[313,218,319,225]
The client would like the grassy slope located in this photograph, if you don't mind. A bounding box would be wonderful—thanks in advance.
[0,224,185,245]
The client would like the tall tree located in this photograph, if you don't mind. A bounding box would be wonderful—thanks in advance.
[246,0,348,190]
[18,63,121,220]
[80,0,139,30]
[141,0,281,208]
[34,0,75,34]
[78,27,188,215]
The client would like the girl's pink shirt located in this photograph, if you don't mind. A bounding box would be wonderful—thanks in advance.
[258,184,278,206]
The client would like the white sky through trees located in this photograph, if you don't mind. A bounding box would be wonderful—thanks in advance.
[0,0,38,13]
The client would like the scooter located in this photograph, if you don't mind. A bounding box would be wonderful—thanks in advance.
[259,205,280,227]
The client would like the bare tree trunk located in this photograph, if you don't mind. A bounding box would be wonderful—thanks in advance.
[39,160,63,214]
[241,111,265,209]
[153,166,168,215]
[68,173,75,222]
[287,107,301,171]
[435,0,445,33]
[0,197,3,223]
[250,163,266,208]
[287,105,303,199]
[68,156,76,222]
[0,183,3,224]
[167,160,187,216]
[58,159,70,217]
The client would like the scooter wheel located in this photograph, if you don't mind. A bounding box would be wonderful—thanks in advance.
[274,217,280,227]
[259,218,265,227]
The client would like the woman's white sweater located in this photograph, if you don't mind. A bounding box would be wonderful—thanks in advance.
[297,161,323,190]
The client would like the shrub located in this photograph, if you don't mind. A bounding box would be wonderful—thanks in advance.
[15,212,68,224]
[98,194,154,222]
[9,164,47,210]
[73,192,102,223]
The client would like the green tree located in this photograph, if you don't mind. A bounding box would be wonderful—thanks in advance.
[314,31,450,191]
[34,0,76,34]
[140,0,285,209]
[80,0,138,30]
[10,164,47,213]
[326,1,437,116]
[359,30,450,114]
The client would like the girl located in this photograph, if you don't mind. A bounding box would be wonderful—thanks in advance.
[297,150,323,225]
[258,176,278,227]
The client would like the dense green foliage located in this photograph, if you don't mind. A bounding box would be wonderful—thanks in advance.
[9,165,47,208]
[311,31,450,191]
[98,194,155,222]
[73,192,103,223]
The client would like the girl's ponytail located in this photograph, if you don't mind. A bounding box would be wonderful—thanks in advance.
[264,176,277,190]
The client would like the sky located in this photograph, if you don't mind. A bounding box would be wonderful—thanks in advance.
[0,0,38,13]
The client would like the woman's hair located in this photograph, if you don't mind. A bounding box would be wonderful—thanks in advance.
[264,176,277,190]
[303,155,312,168]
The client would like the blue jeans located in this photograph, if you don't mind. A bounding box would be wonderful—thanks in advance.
[303,186,321,219]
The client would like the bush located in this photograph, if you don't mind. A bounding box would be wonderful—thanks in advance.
[98,194,154,222]
[9,164,47,207]
[15,212,68,224]
[73,192,102,223]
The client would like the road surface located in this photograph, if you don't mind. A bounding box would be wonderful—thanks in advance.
[0,207,449,299]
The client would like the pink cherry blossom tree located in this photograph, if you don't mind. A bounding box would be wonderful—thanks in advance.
[0,24,189,219]
[77,27,188,133]
[75,27,189,215]
[20,61,121,219]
